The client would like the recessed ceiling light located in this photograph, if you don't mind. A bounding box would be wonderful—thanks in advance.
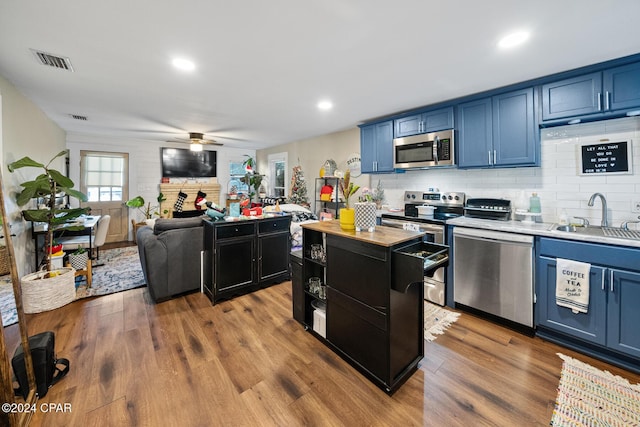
[172,58,195,71]
[498,31,530,49]
[317,100,333,111]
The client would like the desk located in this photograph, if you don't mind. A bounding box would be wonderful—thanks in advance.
[32,215,101,270]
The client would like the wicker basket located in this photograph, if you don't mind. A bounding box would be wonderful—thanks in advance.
[21,267,76,314]
[0,246,9,276]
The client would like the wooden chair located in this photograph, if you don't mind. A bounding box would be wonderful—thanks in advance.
[66,258,92,287]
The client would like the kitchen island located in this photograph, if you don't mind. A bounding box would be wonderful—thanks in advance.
[296,220,428,393]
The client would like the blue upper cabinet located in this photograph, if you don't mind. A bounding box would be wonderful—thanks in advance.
[457,98,492,168]
[394,107,454,138]
[542,61,640,122]
[360,120,394,174]
[541,72,601,121]
[458,88,536,168]
[603,61,640,112]
[493,88,536,166]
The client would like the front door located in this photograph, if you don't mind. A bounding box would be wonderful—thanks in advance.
[79,151,129,242]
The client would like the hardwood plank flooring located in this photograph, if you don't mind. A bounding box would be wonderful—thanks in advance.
[4,281,640,426]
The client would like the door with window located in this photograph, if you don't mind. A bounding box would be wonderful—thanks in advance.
[80,151,129,242]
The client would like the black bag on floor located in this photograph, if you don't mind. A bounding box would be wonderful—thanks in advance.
[12,331,70,399]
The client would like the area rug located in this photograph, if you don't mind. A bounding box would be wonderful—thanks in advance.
[1,246,145,326]
[424,301,460,342]
[551,353,640,426]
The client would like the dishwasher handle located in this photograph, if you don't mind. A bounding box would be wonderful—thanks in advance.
[453,226,534,245]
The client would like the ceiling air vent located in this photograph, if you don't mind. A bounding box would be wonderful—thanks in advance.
[70,114,88,121]
[31,49,74,71]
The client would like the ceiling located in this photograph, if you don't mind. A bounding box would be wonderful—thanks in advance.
[1,1,640,150]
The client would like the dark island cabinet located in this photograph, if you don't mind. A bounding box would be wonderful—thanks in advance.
[536,237,640,373]
[296,221,425,393]
[203,216,291,304]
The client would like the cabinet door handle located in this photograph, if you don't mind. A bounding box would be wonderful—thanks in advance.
[601,269,605,290]
[610,269,614,292]
[597,92,602,111]
[488,151,492,165]
[605,91,610,110]
[493,150,497,165]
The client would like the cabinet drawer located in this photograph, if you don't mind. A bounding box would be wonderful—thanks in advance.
[216,222,255,239]
[258,217,290,234]
[538,237,640,271]
[328,287,388,381]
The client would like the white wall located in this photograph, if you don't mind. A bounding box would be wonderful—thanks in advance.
[66,133,255,237]
[257,128,370,211]
[375,117,640,227]
[1,74,68,276]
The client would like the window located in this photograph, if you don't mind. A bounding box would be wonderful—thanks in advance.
[268,152,288,198]
[82,153,125,202]
[228,160,249,196]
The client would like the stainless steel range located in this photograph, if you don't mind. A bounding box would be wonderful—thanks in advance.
[381,191,465,305]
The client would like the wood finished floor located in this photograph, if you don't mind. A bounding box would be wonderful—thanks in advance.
[4,279,640,426]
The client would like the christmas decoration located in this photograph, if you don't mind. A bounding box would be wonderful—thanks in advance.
[288,165,309,206]
[174,191,188,212]
[194,190,207,210]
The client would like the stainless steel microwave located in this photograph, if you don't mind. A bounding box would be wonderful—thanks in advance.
[393,129,455,169]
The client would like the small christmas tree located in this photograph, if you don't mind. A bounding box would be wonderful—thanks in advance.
[288,165,309,207]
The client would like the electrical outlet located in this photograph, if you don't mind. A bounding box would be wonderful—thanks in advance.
[633,200,640,213]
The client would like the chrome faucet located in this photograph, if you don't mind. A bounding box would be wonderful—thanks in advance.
[587,193,608,227]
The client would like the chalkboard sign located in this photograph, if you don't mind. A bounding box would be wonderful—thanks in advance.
[580,140,631,175]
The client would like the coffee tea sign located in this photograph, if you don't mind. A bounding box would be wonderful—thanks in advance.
[580,140,632,175]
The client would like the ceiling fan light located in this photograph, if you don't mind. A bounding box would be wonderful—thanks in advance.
[190,142,203,152]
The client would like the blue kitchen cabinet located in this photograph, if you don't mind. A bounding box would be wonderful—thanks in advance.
[360,120,394,173]
[458,88,536,168]
[542,61,640,122]
[394,107,454,138]
[537,256,607,345]
[607,269,640,358]
[537,237,640,364]
[541,72,601,121]
[457,98,492,168]
[603,61,640,112]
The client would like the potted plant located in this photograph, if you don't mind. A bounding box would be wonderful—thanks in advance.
[125,192,167,222]
[8,150,88,313]
[338,169,360,231]
[241,155,265,202]
[8,150,88,273]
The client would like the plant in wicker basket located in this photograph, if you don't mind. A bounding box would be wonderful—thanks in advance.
[8,150,88,276]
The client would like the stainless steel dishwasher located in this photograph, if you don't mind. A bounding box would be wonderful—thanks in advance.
[453,227,534,327]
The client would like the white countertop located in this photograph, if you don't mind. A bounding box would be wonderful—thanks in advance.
[447,216,640,249]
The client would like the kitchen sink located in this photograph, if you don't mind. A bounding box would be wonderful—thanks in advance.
[551,224,640,240]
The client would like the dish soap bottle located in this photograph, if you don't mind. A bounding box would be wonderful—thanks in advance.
[529,193,541,213]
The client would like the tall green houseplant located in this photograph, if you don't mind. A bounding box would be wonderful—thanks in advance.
[8,150,88,274]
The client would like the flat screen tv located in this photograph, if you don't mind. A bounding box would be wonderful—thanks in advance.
[161,147,217,178]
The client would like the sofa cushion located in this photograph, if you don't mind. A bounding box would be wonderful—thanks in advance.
[153,216,206,235]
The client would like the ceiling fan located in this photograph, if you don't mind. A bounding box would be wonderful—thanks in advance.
[166,132,223,151]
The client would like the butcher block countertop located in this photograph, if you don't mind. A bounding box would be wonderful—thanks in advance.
[301,220,424,247]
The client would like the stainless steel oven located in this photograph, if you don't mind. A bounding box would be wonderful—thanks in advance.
[380,191,465,306]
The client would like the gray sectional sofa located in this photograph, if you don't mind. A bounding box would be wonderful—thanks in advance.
[136,216,206,302]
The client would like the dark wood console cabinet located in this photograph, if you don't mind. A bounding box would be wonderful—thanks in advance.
[203,215,291,303]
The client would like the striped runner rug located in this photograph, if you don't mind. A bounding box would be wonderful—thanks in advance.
[551,353,640,426]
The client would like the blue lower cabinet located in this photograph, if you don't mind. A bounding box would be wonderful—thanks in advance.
[537,256,607,346]
[536,237,640,365]
[607,269,640,358]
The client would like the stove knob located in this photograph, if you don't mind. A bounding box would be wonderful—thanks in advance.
[448,195,453,200]
[441,195,446,201]
[411,194,416,199]
[454,195,459,200]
